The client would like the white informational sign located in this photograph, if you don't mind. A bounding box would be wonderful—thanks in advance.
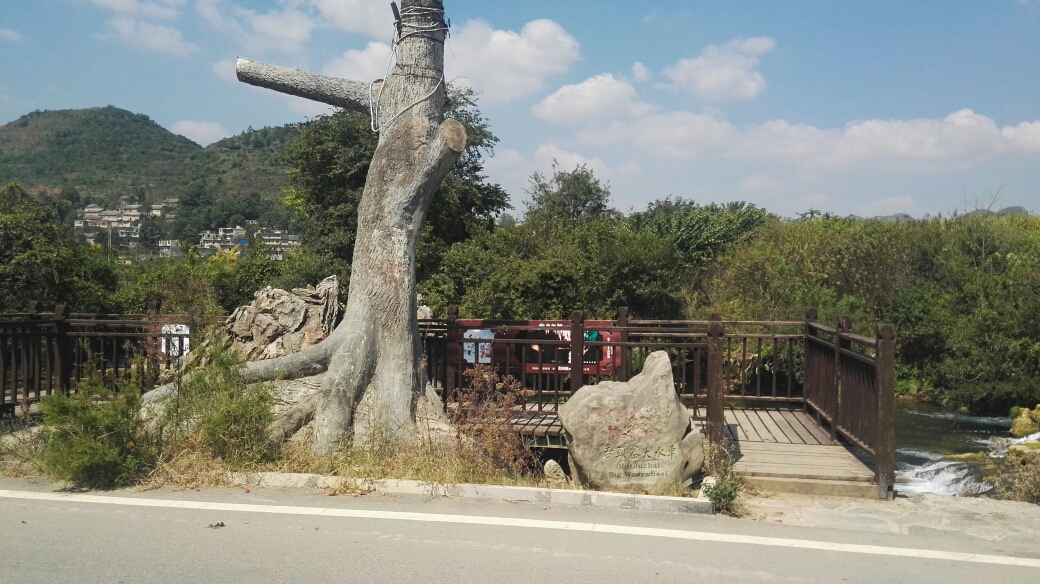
[161,324,191,357]
[462,329,494,364]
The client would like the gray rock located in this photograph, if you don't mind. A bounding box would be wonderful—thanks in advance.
[225,276,341,361]
[544,459,569,485]
[559,351,704,491]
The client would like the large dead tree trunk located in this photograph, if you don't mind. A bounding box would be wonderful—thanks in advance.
[235,0,465,451]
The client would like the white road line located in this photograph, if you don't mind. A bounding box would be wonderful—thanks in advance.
[2,489,1038,568]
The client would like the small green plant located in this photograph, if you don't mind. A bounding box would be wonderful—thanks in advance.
[38,381,156,489]
[701,476,739,514]
[702,440,747,515]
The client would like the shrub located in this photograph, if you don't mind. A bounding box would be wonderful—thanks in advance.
[39,381,156,489]
[702,440,746,515]
[453,365,536,477]
[197,385,278,466]
[159,334,279,467]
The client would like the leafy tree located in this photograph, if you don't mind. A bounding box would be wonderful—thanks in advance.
[630,198,768,266]
[0,183,117,312]
[524,161,611,227]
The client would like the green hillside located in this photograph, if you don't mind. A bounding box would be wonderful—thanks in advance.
[0,106,299,208]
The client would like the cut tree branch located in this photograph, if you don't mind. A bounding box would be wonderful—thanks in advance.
[236,57,372,115]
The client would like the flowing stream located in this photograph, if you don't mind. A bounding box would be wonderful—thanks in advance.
[894,402,1023,496]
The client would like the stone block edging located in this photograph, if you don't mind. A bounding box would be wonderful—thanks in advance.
[226,472,713,514]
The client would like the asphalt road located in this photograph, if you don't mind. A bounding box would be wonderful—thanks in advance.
[0,477,1037,583]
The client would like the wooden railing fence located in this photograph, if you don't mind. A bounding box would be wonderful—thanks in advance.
[1,302,895,498]
[0,302,191,414]
[422,305,896,498]
[803,308,896,498]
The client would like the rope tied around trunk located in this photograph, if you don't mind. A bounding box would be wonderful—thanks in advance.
[369,4,449,133]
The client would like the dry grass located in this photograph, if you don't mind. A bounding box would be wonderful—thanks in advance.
[0,417,45,478]
[136,364,543,491]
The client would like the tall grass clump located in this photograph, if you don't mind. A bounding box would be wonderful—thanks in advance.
[38,379,156,489]
[157,333,279,469]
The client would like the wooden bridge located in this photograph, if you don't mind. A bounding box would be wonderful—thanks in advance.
[0,303,895,499]
[422,307,896,499]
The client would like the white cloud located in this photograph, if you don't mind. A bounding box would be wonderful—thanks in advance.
[446,19,580,104]
[576,108,1040,174]
[533,74,652,126]
[196,0,225,28]
[739,174,784,195]
[211,58,239,83]
[0,28,22,42]
[1001,120,1040,152]
[309,0,389,39]
[533,144,639,180]
[101,16,198,56]
[170,120,230,145]
[733,109,1023,171]
[803,193,829,209]
[484,149,526,172]
[234,7,314,54]
[576,111,736,158]
[663,36,775,101]
[285,95,335,118]
[631,62,651,83]
[91,0,185,20]
[196,2,314,55]
[323,41,392,82]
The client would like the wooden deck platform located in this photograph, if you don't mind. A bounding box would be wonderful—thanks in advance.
[511,405,883,498]
[699,408,880,497]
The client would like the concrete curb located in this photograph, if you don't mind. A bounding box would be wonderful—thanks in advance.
[226,472,714,515]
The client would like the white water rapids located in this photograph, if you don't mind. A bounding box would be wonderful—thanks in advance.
[894,404,1036,497]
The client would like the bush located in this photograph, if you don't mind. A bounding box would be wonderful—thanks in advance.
[39,382,156,488]
[702,440,747,515]
[197,386,278,466]
[159,334,279,467]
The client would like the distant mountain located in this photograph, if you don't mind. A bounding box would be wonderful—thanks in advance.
[965,206,1031,217]
[0,106,301,207]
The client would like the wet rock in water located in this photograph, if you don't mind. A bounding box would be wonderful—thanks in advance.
[225,276,340,361]
[559,351,704,491]
[1011,406,1040,438]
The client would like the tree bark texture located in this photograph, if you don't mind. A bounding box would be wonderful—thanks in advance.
[236,0,465,451]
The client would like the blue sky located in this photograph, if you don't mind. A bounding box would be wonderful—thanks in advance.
[2,1,1039,216]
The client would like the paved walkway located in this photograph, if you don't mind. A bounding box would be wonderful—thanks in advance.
[745,491,1040,541]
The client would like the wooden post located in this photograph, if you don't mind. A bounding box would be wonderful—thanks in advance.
[616,307,629,382]
[570,310,585,394]
[832,315,851,443]
[145,301,159,390]
[445,305,458,404]
[53,304,72,393]
[804,307,818,416]
[707,313,725,445]
[876,324,896,500]
[26,302,40,403]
